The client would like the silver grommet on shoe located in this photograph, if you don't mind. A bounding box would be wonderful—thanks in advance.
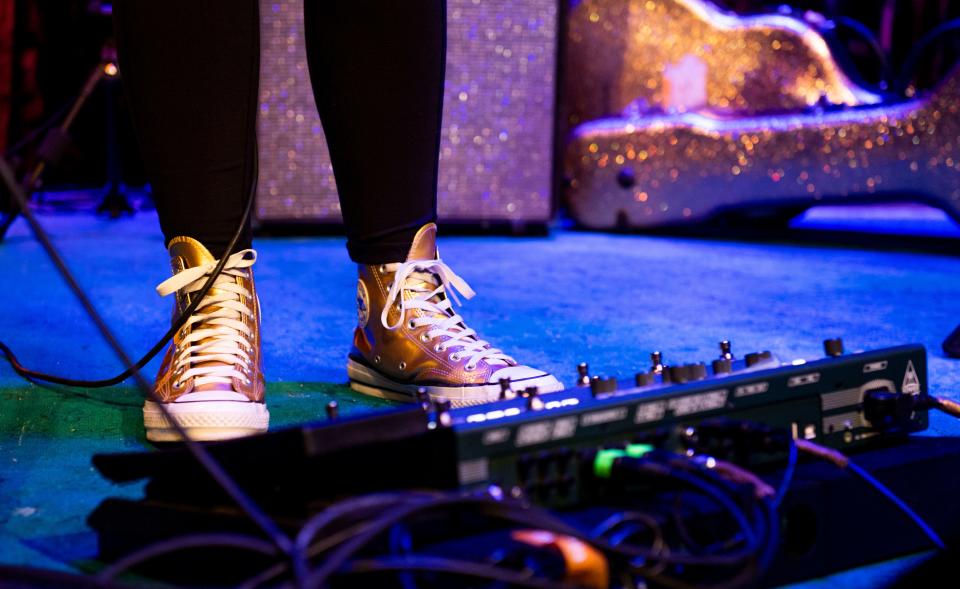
[420,333,431,343]
[374,355,381,364]
[378,264,387,274]
[398,361,407,371]
[464,363,476,371]
[408,319,416,330]
[449,353,461,362]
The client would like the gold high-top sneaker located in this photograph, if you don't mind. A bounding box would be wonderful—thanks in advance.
[143,237,269,442]
[347,223,563,406]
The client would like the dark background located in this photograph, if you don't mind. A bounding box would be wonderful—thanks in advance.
[1,0,958,190]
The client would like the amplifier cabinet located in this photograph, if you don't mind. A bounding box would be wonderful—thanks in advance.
[256,0,558,227]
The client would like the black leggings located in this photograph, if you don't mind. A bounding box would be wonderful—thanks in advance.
[113,0,445,263]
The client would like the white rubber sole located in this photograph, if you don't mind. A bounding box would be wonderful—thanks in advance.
[143,400,269,442]
[347,358,564,408]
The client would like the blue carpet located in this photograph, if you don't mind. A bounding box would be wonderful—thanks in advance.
[1,205,959,586]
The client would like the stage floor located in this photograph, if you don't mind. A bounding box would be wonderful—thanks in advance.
[1,204,959,587]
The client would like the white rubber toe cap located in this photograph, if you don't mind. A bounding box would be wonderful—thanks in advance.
[490,366,564,393]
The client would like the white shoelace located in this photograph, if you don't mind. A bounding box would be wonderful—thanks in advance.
[155,250,257,389]
[381,259,515,370]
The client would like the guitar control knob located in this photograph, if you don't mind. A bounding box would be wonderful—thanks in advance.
[635,371,655,387]
[576,362,591,386]
[824,338,844,357]
[650,351,665,374]
[590,376,618,396]
[719,340,734,360]
[712,358,732,374]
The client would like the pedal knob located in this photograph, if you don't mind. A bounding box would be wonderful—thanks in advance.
[526,388,545,411]
[668,365,689,384]
[690,362,707,380]
[590,376,618,396]
[635,371,655,387]
[712,358,732,374]
[433,397,453,427]
[719,340,734,360]
[824,338,845,357]
[661,365,673,383]
[650,351,665,374]
[416,386,431,410]
[325,400,339,420]
[576,362,591,386]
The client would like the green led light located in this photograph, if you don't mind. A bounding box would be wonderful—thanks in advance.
[593,449,626,479]
[625,443,654,458]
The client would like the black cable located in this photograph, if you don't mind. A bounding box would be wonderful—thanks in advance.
[2,99,74,158]
[96,533,280,582]
[0,152,250,389]
[795,440,945,551]
[0,154,296,561]
[300,489,765,589]
[340,556,580,589]
[770,437,798,510]
[606,458,772,589]
[240,521,380,589]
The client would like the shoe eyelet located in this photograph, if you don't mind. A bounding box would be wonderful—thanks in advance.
[464,363,476,371]
[449,353,460,362]
[398,361,407,371]
[407,319,417,330]
[374,355,381,364]
[244,378,251,385]
[172,380,183,389]
[386,282,394,291]
[378,264,387,274]
[420,333,431,343]
[434,344,445,353]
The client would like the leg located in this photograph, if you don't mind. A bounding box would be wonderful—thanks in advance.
[303,0,445,264]
[303,1,562,404]
[114,0,268,441]
[114,0,259,257]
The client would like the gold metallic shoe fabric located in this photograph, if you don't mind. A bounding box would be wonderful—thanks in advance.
[351,224,507,387]
[153,237,264,404]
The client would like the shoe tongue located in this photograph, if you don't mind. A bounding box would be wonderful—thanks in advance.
[399,225,492,358]
[405,223,438,262]
[168,236,216,270]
